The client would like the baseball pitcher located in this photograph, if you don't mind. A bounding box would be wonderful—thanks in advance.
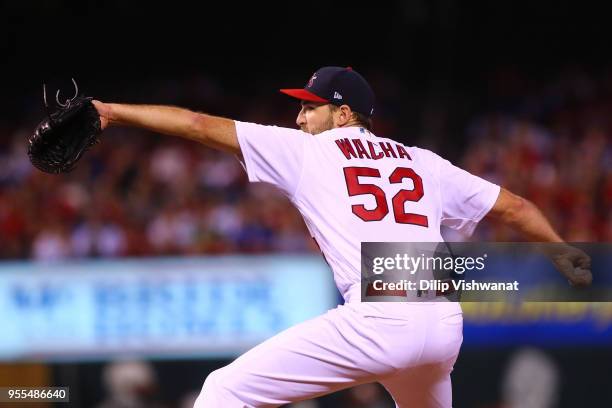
[85,66,591,407]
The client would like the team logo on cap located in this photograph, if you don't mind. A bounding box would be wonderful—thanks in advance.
[307,74,317,88]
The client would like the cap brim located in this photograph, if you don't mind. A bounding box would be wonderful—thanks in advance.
[279,89,329,103]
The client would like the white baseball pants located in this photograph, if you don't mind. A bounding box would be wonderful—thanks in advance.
[194,302,463,408]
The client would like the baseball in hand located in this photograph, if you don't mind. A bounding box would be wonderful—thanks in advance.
[568,266,592,287]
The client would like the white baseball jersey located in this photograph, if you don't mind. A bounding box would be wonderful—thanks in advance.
[196,122,500,408]
[236,121,500,303]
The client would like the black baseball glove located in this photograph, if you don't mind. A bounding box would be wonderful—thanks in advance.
[28,79,102,174]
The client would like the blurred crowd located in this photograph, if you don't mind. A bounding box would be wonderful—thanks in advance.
[461,83,612,241]
[0,66,610,260]
[0,133,314,260]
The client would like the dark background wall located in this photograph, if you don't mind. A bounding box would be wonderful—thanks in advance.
[3,1,612,158]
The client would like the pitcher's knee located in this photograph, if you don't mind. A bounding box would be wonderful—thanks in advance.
[194,368,252,407]
[203,369,224,393]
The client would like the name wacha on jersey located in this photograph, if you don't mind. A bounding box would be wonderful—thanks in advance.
[335,136,412,161]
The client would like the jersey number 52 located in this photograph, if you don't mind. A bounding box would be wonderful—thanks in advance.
[343,167,428,227]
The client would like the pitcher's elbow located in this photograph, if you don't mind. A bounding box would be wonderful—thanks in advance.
[190,112,211,144]
[503,193,530,224]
